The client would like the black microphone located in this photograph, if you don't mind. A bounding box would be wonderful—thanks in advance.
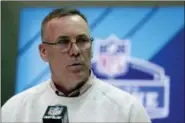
[42,105,69,123]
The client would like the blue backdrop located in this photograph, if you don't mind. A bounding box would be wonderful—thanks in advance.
[16,7,184,123]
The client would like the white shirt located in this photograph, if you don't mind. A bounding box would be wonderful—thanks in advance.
[1,74,151,123]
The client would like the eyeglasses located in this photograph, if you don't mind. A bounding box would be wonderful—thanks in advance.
[43,37,94,52]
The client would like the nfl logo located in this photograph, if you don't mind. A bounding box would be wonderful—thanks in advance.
[92,34,170,119]
[95,35,131,77]
[48,106,63,116]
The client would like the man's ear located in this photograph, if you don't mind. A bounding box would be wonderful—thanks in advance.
[39,44,48,62]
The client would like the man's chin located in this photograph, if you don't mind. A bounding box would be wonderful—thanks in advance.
[68,69,89,81]
[67,71,88,87]
[70,69,86,77]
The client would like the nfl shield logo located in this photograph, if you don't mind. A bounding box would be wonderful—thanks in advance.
[92,34,170,119]
[48,106,63,116]
[95,35,131,77]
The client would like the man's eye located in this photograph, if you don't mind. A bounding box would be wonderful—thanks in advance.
[77,38,88,43]
[59,39,70,44]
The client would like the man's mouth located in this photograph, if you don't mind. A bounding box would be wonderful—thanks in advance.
[71,63,83,66]
[68,62,85,72]
[72,63,82,66]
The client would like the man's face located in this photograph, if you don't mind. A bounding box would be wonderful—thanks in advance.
[39,15,92,89]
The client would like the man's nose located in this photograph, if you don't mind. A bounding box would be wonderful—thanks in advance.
[68,42,80,56]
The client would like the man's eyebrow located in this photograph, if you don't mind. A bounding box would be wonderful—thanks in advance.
[56,35,70,40]
[56,34,90,41]
[76,34,89,38]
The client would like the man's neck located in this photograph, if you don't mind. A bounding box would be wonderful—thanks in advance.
[54,79,87,96]
[53,70,91,96]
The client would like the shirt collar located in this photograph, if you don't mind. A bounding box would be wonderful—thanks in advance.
[50,70,94,97]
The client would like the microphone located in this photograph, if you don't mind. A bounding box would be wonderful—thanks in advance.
[42,105,69,123]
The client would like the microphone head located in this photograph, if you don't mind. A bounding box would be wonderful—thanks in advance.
[43,105,69,123]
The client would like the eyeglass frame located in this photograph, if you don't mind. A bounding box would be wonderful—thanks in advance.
[42,37,94,52]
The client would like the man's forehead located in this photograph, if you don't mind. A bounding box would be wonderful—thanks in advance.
[44,15,90,41]
[46,15,87,28]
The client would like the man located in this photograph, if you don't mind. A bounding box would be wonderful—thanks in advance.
[2,8,151,122]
